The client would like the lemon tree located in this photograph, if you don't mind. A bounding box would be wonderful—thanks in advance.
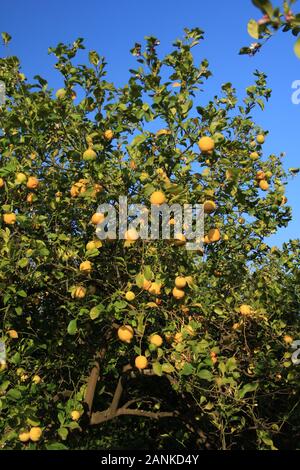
[0,29,299,450]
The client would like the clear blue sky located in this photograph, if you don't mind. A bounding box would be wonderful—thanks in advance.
[1,0,299,247]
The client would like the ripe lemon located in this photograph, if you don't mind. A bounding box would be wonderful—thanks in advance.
[83,148,97,161]
[55,88,66,99]
[256,134,265,144]
[32,375,41,384]
[208,228,221,243]
[259,180,269,191]
[125,291,135,301]
[72,286,87,299]
[203,200,216,214]
[19,432,30,443]
[198,136,215,153]
[150,190,166,205]
[104,129,114,141]
[142,279,152,291]
[0,178,5,188]
[117,325,134,343]
[27,176,39,189]
[250,151,259,160]
[15,172,27,184]
[70,185,80,197]
[3,213,16,225]
[29,427,42,442]
[135,355,148,369]
[86,239,102,250]
[71,410,81,421]
[148,282,162,295]
[240,304,252,316]
[256,170,266,180]
[8,330,18,339]
[91,213,105,225]
[124,228,139,241]
[175,276,187,289]
[174,332,183,343]
[172,287,185,300]
[79,261,92,273]
[283,335,293,344]
[150,334,163,347]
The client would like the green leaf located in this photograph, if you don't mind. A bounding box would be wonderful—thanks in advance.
[46,443,69,450]
[1,32,11,45]
[57,427,69,441]
[197,369,213,381]
[67,319,77,335]
[180,363,195,376]
[294,37,300,58]
[17,290,27,298]
[238,382,258,398]
[89,50,100,66]
[143,265,153,280]
[131,134,147,147]
[226,357,237,372]
[89,304,104,320]
[161,363,175,373]
[135,273,144,288]
[152,362,163,376]
[7,388,22,400]
[248,19,259,39]
[251,0,274,18]
[17,258,29,268]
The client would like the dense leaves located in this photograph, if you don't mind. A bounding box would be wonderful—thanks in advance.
[0,29,299,450]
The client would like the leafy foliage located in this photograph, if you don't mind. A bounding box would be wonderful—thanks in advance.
[241,0,300,58]
[0,29,299,450]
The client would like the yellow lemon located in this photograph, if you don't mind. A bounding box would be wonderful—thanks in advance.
[19,432,30,443]
[203,200,216,214]
[240,304,252,316]
[198,136,215,153]
[8,329,18,339]
[150,334,163,347]
[3,213,16,225]
[72,286,87,299]
[83,148,97,161]
[175,276,187,289]
[172,287,185,300]
[91,213,105,225]
[27,176,39,189]
[256,134,265,144]
[208,228,221,243]
[259,180,269,191]
[29,427,42,442]
[104,129,114,141]
[79,261,92,273]
[118,325,134,343]
[135,355,148,369]
[150,190,166,205]
[71,410,81,421]
[125,291,135,301]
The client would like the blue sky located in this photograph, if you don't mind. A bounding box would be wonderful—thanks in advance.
[1,0,299,246]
